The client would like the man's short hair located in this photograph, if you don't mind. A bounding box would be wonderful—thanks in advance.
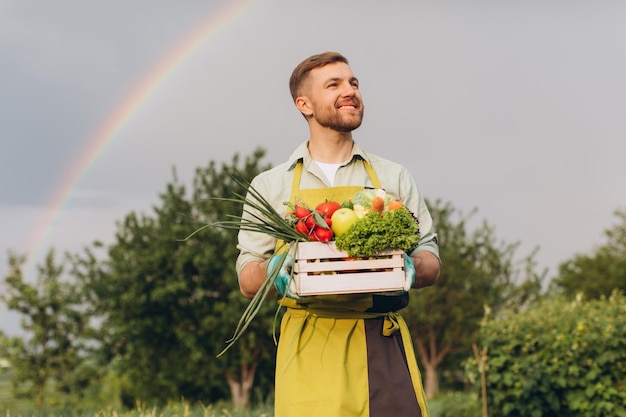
[289,52,349,101]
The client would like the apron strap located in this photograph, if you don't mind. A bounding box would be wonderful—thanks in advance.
[384,313,431,416]
[362,159,382,189]
[291,158,382,195]
[291,162,304,199]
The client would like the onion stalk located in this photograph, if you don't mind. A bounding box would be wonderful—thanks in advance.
[180,174,306,357]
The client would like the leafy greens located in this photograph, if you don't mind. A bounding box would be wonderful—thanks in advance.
[334,207,420,256]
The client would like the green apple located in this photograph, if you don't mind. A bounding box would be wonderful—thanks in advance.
[331,208,359,236]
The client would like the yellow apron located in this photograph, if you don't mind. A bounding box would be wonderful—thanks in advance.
[274,161,430,417]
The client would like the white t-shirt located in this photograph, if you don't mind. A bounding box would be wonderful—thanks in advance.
[314,161,342,185]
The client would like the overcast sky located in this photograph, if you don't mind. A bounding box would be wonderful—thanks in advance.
[2,0,625,335]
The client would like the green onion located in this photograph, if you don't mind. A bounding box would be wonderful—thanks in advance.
[180,174,304,357]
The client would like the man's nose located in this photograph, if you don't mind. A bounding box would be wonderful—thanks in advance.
[339,81,356,97]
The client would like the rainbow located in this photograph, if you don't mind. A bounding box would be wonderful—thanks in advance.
[24,0,257,266]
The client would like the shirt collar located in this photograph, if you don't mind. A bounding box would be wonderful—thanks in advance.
[286,140,370,171]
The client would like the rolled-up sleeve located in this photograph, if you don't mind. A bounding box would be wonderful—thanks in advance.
[235,178,277,275]
[235,166,294,276]
[389,164,440,261]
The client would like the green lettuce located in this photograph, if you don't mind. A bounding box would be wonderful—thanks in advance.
[334,207,420,256]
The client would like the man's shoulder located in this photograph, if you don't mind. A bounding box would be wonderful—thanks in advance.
[252,160,292,181]
[254,164,286,179]
[362,150,409,173]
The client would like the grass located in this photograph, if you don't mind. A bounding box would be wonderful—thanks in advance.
[0,404,274,417]
[0,371,273,417]
[0,397,274,417]
[1,371,482,417]
[0,370,31,414]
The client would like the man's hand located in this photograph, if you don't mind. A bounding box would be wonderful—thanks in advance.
[402,252,416,291]
[266,253,295,296]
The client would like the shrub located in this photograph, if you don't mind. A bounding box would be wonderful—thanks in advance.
[469,291,626,416]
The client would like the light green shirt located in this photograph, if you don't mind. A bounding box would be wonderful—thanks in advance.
[236,141,439,274]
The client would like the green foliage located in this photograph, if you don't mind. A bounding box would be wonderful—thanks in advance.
[0,392,274,417]
[552,208,626,299]
[0,250,96,409]
[403,199,543,397]
[428,391,481,417]
[71,148,276,406]
[470,291,626,417]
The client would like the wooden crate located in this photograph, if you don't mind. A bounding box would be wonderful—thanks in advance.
[293,241,405,296]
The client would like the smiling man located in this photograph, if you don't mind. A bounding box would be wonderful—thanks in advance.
[294,59,363,133]
[236,52,440,417]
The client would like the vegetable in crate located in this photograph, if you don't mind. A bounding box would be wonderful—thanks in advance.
[284,199,336,242]
[334,206,420,257]
[351,188,390,218]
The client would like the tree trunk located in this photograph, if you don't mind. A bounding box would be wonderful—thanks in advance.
[414,325,453,399]
[422,361,439,400]
[225,361,257,408]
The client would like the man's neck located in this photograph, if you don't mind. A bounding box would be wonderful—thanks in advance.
[308,128,354,163]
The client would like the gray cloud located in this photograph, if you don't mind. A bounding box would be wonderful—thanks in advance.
[1,0,626,335]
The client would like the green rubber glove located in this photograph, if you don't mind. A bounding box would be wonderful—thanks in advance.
[266,253,296,297]
[403,252,416,291]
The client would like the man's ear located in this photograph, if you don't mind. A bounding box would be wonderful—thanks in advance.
[295,96,313,117]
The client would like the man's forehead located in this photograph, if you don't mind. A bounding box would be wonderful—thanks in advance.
[310,62,356,82]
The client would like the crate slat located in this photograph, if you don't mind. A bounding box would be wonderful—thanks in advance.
[296,241,398,259]
[296,270,405,295]
[293,241,406,295]
[295,256,402,273]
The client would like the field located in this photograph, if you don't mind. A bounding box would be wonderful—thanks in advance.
[0,371,274,417]
[0,371,31,412]
[0,370,480,417]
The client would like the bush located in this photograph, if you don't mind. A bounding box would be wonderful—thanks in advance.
[428,391,481,417]
[470,291,626,416]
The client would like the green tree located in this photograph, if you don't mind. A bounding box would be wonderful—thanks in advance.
[1,249,94,408]
[74,149,276,407]
[552,207,626,299]
[403,200,542,398]
[470,292,626,416]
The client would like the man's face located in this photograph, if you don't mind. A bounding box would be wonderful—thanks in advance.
[303,62,364,132]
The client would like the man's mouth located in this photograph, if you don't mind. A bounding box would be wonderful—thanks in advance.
[338,102,357,110]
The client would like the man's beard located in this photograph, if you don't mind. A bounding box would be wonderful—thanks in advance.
[314,106,364,132]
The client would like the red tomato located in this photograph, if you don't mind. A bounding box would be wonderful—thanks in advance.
[315,201,341,219]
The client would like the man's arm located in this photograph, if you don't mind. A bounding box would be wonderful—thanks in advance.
[241,251,438,296]
[411,250,440,289]
[238,259,271,300]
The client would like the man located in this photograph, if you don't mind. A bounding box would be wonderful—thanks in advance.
[236,52,440,417]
